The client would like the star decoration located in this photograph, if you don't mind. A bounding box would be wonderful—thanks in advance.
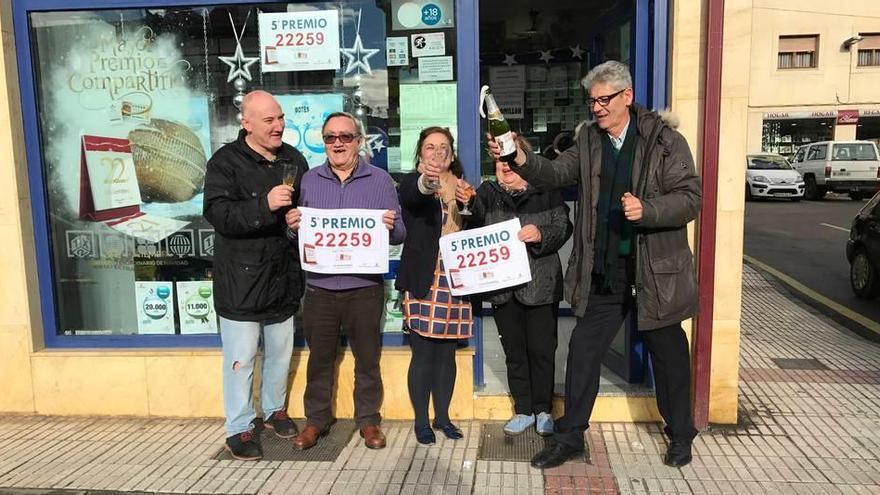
[539,50,555,64]
[365,133,385,154]
[341,33,380,76]
[503,54,517,66]
[218,43,258,83]
[570,44,585,59]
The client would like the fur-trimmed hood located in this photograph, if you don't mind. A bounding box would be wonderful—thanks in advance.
[573,104,680,141]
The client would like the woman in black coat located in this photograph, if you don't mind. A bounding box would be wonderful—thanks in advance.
[469,136,573,437]
[396,126,476,445]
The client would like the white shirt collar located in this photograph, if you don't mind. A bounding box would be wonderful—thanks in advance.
[608,116,631,151]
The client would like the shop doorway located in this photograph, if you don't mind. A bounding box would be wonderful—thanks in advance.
[474,0,668,397]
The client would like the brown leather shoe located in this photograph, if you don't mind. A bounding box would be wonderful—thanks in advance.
[359,424,386,449]
[292,424,325,450]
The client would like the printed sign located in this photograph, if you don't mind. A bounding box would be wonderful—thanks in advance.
[79,135,141,221]
[259,10,341,72]
[438,218,531,296]
[176,281,218,334]
[106,212,189,244]
[392,0,455,30]
[298,207,390,274]
[276,93,345,167]
[66,230,98,258]
[198,229,215,257]
[418,56,454,82]
[386,37,410,66]
[135,281,175,334]
[381,278,405,333]
[489,66,526,119]
[99,232,133,259]
[411,32,445,57]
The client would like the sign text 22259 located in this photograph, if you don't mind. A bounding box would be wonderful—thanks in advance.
[275,32,325,47]
[456,246,510,269]
[313,232,372,248]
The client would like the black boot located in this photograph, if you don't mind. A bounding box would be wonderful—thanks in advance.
[664,440,693,467]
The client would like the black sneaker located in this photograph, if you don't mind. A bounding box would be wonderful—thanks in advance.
[265,410,298,439]
[225,430,262,461]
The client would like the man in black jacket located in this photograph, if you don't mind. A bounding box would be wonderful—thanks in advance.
[488,61,702,469]
[203,91,308,461]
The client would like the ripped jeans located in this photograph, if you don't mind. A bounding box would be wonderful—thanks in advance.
[219,316,294,437]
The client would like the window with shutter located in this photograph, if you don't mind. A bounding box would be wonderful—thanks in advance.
[778,35,818,69]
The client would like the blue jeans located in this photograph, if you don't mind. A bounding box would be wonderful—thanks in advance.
[220,316,294,437]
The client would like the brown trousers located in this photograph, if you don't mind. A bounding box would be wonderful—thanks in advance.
[302,284,385,429]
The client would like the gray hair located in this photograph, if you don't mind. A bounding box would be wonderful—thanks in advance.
[581,61,632,92]
[322,111,366,137]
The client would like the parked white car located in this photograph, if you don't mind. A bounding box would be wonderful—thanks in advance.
[745,153,805,201]
[790,140,880,200]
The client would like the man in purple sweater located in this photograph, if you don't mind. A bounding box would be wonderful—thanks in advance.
[286,112,405,450]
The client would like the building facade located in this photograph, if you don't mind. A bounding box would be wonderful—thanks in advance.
[0,0,744,426]
[745,2,880,155]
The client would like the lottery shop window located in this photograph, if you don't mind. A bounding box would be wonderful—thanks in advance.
[26,1,458,340]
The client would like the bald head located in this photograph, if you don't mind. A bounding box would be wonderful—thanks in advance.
[241,90,285,158]
[241,90,279,119]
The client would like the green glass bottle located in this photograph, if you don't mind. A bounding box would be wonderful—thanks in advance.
[480,85,517,162]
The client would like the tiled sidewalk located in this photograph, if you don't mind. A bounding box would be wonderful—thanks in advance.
[1,264,879,494]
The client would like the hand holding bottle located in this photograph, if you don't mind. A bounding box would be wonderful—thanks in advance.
[486,132,525,166]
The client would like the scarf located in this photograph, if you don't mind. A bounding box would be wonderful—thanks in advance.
[437,171,464,236]
[593,111,637,292]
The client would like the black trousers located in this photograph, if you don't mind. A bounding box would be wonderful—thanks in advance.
[302,284,385,429]
[407,332,458,428]
[555,266,697,448]
[493,299,559,415]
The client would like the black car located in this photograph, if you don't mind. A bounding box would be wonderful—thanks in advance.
[847,191,880,298]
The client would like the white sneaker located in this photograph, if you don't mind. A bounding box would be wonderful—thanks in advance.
[503,414,535,435]
[535,412,554,436]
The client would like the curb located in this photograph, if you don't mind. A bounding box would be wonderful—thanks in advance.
[743,254,880,343]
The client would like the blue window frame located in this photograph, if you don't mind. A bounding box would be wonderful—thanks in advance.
[15,0,475,348]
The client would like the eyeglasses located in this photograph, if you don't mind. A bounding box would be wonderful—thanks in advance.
[322,133,359,144]
[586,89,626,108]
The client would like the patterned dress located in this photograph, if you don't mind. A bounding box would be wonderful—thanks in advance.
[403,206,473,339]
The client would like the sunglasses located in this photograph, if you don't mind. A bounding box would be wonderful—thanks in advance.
[586,88,626,108]
[322,133,359,144]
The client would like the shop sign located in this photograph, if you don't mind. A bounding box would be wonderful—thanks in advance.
[860,109,880,117]
[837,110,859,125]
[763,110,837,120]
[392,0,454,30]
[259,10,341,73]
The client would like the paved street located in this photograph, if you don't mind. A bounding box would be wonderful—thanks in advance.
[1,265,879,494]
[743,195,880,330]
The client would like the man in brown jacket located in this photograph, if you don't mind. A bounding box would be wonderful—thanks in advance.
[488,60,702,469]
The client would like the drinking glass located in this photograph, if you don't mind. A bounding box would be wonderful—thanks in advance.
[459,183,475,216]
